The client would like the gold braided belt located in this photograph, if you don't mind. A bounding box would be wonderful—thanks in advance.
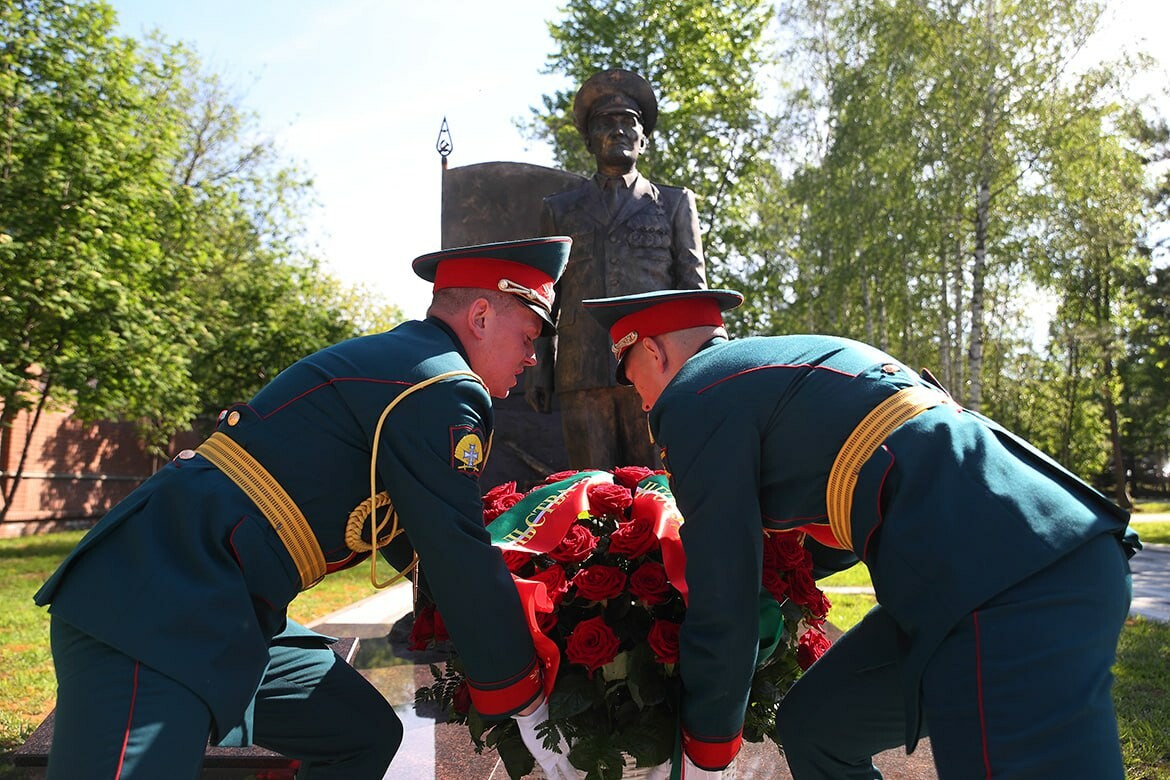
[826,384,958,552]
[197,431,327,590]
[196,370,489,593]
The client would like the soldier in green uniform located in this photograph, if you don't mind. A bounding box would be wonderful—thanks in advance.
[583,288,1139,780]
[34,237,575,779]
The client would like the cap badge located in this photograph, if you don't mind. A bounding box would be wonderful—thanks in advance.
[498,278,554,310]
[611,330,639,357]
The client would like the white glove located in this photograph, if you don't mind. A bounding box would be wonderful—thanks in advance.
[681,752,725,779]
[515,698,577,780]
[645,760,673,780]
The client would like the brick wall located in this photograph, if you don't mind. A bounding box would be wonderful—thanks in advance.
[0,403,202,537]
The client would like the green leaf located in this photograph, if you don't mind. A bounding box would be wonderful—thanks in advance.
[549,669,597,720]
[492,721,537,780]
[626,642,668,708]
[617,706,676,766]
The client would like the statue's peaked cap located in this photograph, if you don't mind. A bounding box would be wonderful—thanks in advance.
[573,69,658,137]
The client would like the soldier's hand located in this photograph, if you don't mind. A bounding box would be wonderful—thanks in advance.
[515,698,577,779]
[644,760,672,780]
[681,753,725,778]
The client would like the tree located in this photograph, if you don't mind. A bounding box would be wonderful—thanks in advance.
[137,39,403,421]
[0,0,198,520]
[1118,113,1170,496]
[769,0,1158,495]
[0,1,402,522]
[1034,79,1153,503]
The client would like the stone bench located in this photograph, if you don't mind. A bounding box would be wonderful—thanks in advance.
[12,636,360,779]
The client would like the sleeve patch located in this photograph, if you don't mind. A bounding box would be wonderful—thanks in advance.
[451,426,487,475]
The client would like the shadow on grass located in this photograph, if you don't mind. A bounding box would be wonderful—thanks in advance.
[0,538,80,561]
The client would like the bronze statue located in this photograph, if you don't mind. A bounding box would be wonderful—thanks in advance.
[528,69,706,471]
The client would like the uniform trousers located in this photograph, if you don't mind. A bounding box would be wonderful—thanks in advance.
[775,533,1131,779]
[47,616,401,779]
[560,386,660,471]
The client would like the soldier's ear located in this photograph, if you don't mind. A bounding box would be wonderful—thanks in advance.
[641,336,666,372]
[466,296,492,338]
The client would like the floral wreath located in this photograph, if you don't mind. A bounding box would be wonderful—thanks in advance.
[414,466,832,780]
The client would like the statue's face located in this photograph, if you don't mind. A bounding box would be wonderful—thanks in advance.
[586,110,647,171]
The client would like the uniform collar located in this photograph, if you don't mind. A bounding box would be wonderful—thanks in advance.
[696,335,729,354]
[426,316,472,364]
[593,170,639,190]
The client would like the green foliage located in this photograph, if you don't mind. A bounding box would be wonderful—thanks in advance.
[1122,262,1170,488]
[739,0,1163,487]
[0,0,199,437]
[0,0,403,517]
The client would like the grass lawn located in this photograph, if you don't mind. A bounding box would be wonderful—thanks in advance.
[2,526,1167,777]
[0,531,378,777]
[1135,499,1170,515]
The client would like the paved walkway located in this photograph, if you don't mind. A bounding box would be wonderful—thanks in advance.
[1128,540,1170,622]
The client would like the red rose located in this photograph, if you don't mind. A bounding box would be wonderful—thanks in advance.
[408,603,436,650]
[452,680,472,715]
[257,767,300,780]
[763,531,809,570]
[542,469,581,484]
[762,568,789,603]
[572,564,627,601]
[787,568,831,618]
[548,523,598,563]
[566,615,621,673]
[483,480,517,503]
[612,466,655,489]
[537,609,558,635]
[629,561,672,605]
[501,548,534,574]
[608,514,659,558]
[587,482,634,517]
[483,481,523,522]
[647,619,681,664]
[530,564,569,605]
[483,493,521,522]
[796,626,832,670]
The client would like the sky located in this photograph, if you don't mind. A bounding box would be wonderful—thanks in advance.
[108,0,1170,320]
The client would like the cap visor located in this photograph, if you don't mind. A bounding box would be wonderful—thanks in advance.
[521,301,557,337]
[615,355,632,385]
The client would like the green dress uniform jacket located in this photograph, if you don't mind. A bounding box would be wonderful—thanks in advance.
[35,318,541,739]
[647,334,1133,769]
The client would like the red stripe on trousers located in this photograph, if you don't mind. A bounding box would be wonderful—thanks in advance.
[115,661,140,779]
[973,611,992,778]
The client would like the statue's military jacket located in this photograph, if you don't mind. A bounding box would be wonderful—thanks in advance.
[35,318,541,737]
[647,334,1131,765]
[536,173,705,393]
